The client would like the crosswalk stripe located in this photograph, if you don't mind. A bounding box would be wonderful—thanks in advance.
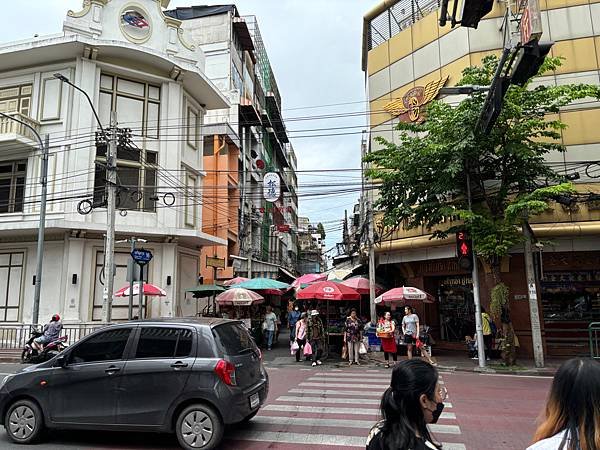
[288,388,383,397]
[308,377,389,383]
[263,404,456,419]
[251,415,461,435]
[313,372,390,379]
[275,396,452,408]
[300,382,389,389]
[228,430,466,449]
[228,430,365,447]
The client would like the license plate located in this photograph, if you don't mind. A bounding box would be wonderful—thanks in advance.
[249,393,259,409]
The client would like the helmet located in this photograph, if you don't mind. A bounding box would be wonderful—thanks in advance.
[51,314,60,322]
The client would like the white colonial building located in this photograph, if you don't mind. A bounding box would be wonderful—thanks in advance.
[0,0,228,324]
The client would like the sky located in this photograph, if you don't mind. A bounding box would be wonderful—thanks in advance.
[0,0,370,254]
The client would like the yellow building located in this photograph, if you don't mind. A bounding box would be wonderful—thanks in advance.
[362,0,600,358]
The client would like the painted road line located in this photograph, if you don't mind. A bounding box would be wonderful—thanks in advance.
[288,388,383,397]
[277,395,380,405]
[313,372,390,378]
[275,396,452,408]
[228,430,466,449]
[300,382,389,389]
[252,416,461,435]
[308,377,390,383]
[263,404,456,420]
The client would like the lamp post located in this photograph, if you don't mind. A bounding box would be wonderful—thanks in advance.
[54,74,117,323]
[0,113,48,325]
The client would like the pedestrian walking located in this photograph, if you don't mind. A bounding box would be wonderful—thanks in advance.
[528,358,600,450]
[307,309,325,366]
[481,306,495,360]
[366,359,445,450]
[262,305,278,350]
[294,312,308,362]
[288,304,301,341]
[345,308,363,366]
[402,306,420,360]
[377,311,397,368]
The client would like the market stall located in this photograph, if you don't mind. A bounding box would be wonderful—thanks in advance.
[184,284,226,317]
[296,281,361,357]
[215,288,264,330]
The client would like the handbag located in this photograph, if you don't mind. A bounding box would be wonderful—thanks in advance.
[341,343,348,359]
[359,342,368,354]
[290,340,299,354]
[303,341,313,356]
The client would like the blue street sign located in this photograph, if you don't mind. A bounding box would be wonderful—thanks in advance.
[131,248,153,265]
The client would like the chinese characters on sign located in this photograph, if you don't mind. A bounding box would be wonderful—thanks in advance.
[263,172,281,203]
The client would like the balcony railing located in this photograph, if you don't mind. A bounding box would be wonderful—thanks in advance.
[0,112,41,147]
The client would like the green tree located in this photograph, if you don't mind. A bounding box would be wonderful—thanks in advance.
[316,222,326,240]
[365,56,600,364]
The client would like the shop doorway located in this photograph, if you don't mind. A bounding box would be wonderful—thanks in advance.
[435,276,475,342]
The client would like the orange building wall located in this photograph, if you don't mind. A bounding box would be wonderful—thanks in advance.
[200,135,240,284]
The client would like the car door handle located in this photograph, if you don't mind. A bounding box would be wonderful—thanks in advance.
[171,361,188,369]
[104,366,121,375]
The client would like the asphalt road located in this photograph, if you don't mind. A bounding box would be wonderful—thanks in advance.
[0,362,552,449]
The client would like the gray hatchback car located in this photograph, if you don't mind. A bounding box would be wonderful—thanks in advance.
[0,318,268,449]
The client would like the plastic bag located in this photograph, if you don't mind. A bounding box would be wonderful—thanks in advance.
[290,341,299,355]
[359,342,368,354]
[341,343,348,359]
[303,341,313,356]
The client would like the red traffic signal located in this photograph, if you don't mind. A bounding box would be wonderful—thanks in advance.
[456,231,473,271]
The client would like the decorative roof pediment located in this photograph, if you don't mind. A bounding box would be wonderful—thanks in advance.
[64,0,202,68]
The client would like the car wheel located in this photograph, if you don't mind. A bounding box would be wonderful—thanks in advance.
[176,404,224,450]
[4,399,44,444]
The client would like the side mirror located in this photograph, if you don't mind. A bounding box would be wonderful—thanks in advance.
[55,355,67,368]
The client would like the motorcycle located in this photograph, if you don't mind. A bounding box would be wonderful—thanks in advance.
[21,326,68,364]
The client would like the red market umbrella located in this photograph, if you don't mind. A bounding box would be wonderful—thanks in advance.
[216,288,264,306]
[114,283,166,297]
[341,276,384,295]
[375,286,435,304]
[291,273,328,289]
[223,277,249,287]
[296,281,361,301]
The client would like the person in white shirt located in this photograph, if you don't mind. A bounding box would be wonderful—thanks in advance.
[263,305,278,350]
[527,358,600,450]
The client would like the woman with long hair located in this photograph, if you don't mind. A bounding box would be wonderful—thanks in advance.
[528,358,600,450]
[366,359,446,450]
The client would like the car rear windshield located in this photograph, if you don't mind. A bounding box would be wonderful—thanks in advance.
[212,322,256,355]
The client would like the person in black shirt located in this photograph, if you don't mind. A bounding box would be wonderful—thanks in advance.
[366,359,446,450]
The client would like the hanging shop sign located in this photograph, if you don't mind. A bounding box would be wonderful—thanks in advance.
[206,256,226,269]
[384,76,449,123]
[277,224,290,232]
[263,172,281,203]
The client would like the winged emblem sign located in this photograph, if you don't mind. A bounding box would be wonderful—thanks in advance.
[384,75,449,123]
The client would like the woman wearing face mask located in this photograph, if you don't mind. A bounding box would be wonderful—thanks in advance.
[366,359,446,450]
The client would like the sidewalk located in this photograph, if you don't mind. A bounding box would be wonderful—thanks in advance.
[263,331,561,376]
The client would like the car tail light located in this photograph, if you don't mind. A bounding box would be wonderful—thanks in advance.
[214,359,237,386]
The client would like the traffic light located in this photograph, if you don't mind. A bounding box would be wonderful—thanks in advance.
[510,41,554,87]
[456,231,474,271]
[480,76,510,133]
[460,0,494,28]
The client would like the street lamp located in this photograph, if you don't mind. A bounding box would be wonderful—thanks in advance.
[54,74,117,323]
[0,113,48,326]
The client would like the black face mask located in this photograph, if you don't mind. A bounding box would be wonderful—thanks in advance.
[430,402,445,424]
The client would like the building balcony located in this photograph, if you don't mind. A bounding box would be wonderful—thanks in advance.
[0,112,41,152]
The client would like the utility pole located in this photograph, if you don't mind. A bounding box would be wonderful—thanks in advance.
[33,134,50,326]
[101,111,118,323]
[367,200,377,325]
[523,222,545,367]
[466,169,486,368]
[138,263,144,319]
[0,113,48,325]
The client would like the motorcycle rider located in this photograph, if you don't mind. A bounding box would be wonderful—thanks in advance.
[32,314,63,352]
